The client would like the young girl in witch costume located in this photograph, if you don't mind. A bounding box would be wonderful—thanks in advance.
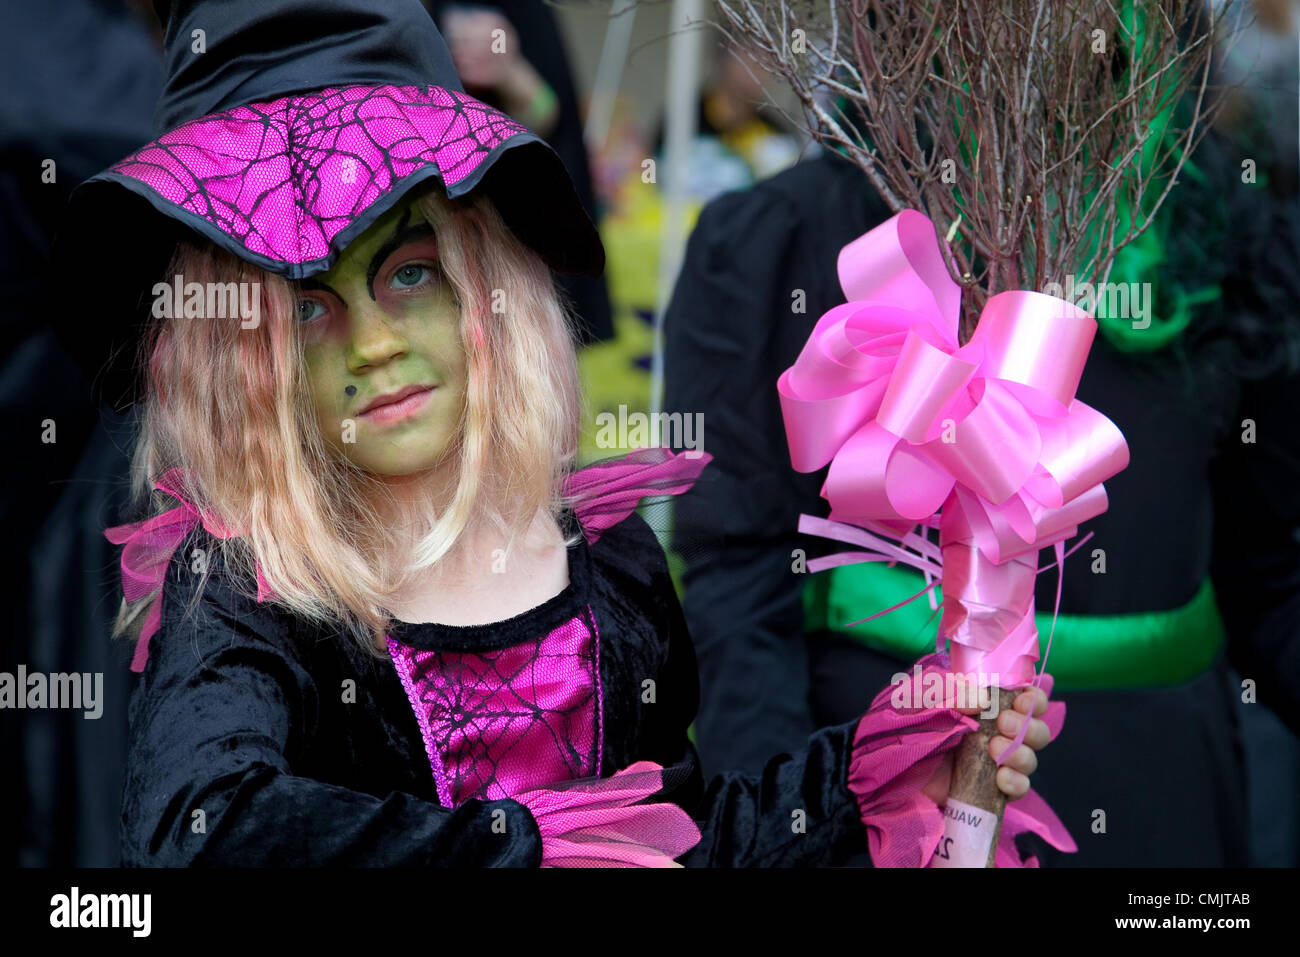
[58,0,1058,867]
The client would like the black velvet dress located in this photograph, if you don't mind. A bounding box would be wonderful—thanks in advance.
[120,508,869,867]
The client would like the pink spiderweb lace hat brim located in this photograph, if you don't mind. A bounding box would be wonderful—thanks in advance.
[95,83,601,279]
[55,82,603,412]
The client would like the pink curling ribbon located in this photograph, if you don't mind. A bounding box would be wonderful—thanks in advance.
[103,467,278,673]
[778,210,1129,695]
[514,760,702,867]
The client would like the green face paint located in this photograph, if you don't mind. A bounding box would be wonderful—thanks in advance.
[296,197,466,477]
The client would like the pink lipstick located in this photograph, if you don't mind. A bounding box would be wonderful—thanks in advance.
[358,385,435,424]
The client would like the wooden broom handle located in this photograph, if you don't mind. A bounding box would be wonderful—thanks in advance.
[946,686,1018,868]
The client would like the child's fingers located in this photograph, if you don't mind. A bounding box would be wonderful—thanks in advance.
[990,735,1037,777]
[948,684,995,715]
[996,709,1050,750]
[1014,687,1049,717]
[995,766,1031,799]
[955,687,1049,718]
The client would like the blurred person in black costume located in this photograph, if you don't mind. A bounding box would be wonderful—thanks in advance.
[422,0,613,344]
[1,0,162,866]
[663,64,1300,864]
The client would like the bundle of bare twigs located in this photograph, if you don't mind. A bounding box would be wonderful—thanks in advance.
[712,0,1238,341]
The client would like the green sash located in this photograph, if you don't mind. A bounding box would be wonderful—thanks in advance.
[803,562,1224,691]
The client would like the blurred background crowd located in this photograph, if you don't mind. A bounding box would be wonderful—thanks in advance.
[3,0,1298,867]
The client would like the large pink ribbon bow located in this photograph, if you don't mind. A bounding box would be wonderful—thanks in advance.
[778,210,1130,688]
[103,468,276,673]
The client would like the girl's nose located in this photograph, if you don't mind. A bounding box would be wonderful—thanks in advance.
[347,304,409,370]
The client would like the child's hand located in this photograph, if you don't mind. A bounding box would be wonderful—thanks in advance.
[921,686,1052,805]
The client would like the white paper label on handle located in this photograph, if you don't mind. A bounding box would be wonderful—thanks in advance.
[929,798,997,868]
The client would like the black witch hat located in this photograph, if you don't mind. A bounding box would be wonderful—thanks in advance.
[54,0,604,412]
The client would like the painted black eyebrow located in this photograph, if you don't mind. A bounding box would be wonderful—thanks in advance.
[365,208,436,301]
[297,276,343,305]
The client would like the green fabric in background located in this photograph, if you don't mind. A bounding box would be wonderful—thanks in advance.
[803,561,1225,691]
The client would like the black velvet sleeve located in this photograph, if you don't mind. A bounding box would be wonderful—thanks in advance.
[119,531,542,867]
[600,513,868,867]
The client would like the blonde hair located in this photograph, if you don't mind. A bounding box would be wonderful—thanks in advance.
[112,186,583,657]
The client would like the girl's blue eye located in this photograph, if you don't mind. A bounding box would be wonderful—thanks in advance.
[391,264,432,289]
[297,299,326,324]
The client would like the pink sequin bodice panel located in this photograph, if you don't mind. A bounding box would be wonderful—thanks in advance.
[386,609,602,807]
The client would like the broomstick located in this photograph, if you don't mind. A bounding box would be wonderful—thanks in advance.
[718,0,1237,865]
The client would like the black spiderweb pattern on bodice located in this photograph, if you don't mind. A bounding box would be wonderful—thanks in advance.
[386,604,603,807]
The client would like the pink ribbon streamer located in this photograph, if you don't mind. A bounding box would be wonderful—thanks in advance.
[778,210,1130,692]
[104,449,713,673]
[513,760,702,866]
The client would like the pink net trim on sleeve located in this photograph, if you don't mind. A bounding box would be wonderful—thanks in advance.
[512,761,702,867]
[563,447,712,544]
[103,467,278,672]
[847,651,1074,867]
